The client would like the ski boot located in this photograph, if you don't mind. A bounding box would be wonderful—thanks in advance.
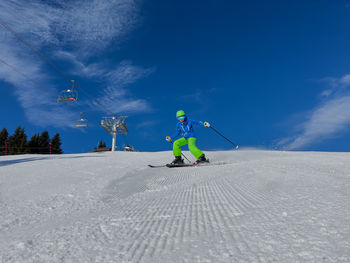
[196,154,209,164]
[171,156,184,165]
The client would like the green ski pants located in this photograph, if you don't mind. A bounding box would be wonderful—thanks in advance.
[173,137,203,159]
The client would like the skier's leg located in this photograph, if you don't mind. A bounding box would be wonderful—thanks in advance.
[173,137,188,156]
[188,137,204,159]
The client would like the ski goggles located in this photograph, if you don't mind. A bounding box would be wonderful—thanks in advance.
[177,116,186,121]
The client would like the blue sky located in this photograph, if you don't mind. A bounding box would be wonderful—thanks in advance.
[1,0,350,153]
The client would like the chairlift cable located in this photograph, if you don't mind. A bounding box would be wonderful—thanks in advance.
[75,82,113,115]
[0,57,89,126]
[0,56,110,118]
[0,18,72,83]
[0,18,114,115]
[0,57,44,88]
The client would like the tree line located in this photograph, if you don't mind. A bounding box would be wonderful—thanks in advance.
[0,126,62,155]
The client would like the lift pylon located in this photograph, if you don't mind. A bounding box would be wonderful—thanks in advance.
[100,116,128,152]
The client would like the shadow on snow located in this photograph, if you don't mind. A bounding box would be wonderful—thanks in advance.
[0,155,103,167]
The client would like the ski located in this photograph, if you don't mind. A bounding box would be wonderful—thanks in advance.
[149,161,227,168]
[148,163,203,168]
[148,164,167,168]
[167,162,230,168]
[166,163,203,168]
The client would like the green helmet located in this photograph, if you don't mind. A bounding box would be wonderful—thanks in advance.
[176,110,186,118]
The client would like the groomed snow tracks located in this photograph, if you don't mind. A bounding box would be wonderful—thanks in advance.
[97,161,287,262]
[1,151,350,262]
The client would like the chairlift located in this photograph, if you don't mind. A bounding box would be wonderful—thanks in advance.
[57,80,78,102]
[75,112,88,128]
[123,144,134,152]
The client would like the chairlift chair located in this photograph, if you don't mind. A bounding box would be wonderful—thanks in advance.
[57,80,78,102]
[75,112,88,128]
[123,145,134,152]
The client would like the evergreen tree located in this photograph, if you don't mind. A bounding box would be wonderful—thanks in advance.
[8,126,27,155]
[27,133,40,154]
[0,128,8,155]
[38,131,50,154]
[97,140,106,149]
[51,133,63,154]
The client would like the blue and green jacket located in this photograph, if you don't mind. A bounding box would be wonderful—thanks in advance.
[171,117,204,140]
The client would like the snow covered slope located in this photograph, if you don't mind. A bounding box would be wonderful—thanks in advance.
[0,150,350,262]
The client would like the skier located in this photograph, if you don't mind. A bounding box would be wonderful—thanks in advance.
[166,110,210,165]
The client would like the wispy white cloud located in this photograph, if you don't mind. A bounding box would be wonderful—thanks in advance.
[318,75,350,98]
[0,31,75,127]
[95,61,155,114]
[278,75,350,150]
[53,50,106,78]
[1,0,139,51]
[0,0,149,127]
[53,54,155,114]
[105,61,154,87]
[51,0,139,54]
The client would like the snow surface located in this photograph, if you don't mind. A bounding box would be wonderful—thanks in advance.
[0,150,350,263]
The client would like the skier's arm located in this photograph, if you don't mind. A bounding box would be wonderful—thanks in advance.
[191,119,205,126]
[170,124,181,141]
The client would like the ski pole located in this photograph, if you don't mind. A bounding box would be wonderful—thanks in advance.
[210,126,239,149]
[170,141,192,163]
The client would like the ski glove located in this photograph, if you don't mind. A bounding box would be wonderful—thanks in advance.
[166,136,172,142]
[204,122,210,127]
